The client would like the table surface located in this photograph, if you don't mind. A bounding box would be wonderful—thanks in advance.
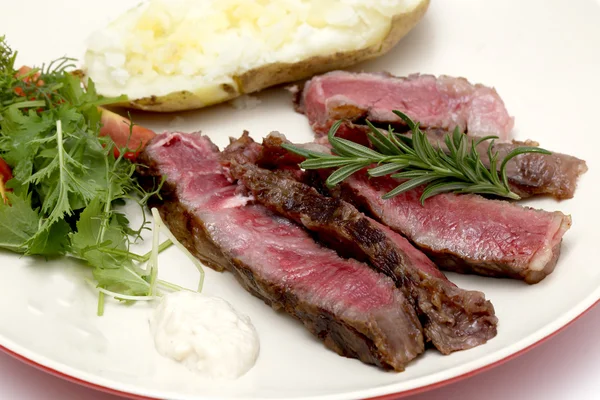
[1,304,598,400]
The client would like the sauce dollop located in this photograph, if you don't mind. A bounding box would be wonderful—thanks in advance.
[151,292,259,379]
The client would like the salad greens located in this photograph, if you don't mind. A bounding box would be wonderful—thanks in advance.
[0,36,189,315]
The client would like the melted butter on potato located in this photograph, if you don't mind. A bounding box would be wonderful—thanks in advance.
[84,0,429,112]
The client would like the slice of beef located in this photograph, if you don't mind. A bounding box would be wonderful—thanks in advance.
[295,71,514,140]
[223,139,497,354]
[341,173,571,284]
[424,129,587,200]
[328,123,587,200]
[137,132,425,371]
[256,132,572,283]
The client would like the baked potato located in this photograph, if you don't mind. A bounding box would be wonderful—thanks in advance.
[84,0,430,112]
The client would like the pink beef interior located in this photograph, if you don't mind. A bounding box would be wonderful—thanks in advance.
[205,205,399,312]
[301,71,514,140]
[347,173,571,279]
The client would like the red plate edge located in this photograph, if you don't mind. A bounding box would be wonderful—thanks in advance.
[1,298,598,400]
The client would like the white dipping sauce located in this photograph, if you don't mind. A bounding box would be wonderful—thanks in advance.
[150,292,260,379]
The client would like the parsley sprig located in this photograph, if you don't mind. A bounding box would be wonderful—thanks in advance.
[283,111,551,204]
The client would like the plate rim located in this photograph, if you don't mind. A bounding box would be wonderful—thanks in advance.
[1,0,598,397]
[1,293,598,400]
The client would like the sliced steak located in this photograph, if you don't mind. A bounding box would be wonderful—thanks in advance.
[137,132,425,371]
[256,132,572,283]
[485,142,587,200]
[341,173,571,284]
[296,71,514,140]
[420,128,587,200]
[432,131,586,200]
[328,123,587,200]
[223,137,497,354]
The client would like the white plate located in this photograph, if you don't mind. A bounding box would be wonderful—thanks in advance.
[1,1,599,399]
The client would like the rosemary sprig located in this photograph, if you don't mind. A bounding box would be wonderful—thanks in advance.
[282,111,551,204]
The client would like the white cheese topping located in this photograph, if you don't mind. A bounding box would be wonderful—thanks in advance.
[150,292,260,379]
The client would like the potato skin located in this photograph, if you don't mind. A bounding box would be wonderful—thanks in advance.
[122,82,240,113]
[121,0,430,113]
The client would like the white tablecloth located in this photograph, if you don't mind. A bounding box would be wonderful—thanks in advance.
[2,304,599,400]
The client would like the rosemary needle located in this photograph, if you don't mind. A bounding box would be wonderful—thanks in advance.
[283,111,551,204]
